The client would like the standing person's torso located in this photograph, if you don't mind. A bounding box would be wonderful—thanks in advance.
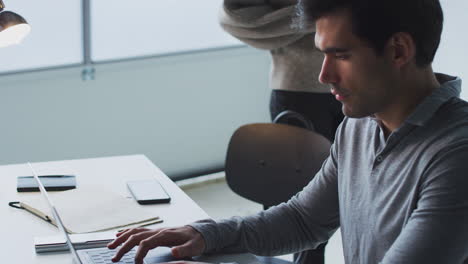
[270,36,329,93]
[220,1,329,93]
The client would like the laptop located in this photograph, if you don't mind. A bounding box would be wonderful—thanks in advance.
[29,162,178,264]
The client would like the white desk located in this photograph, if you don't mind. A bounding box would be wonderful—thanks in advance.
[0,155,257,263]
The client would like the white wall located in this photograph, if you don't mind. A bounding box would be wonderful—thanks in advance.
[1,0,465,179]
[0,47,271,178]
[0,0,240,72]
[0,0,82,72]
[433,0,468,99]
[91,0,240,61]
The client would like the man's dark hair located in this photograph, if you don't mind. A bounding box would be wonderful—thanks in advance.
[295,0,444,67]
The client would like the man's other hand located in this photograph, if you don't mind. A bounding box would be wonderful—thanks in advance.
[107,226,206,264]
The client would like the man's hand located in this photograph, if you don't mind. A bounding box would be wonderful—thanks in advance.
[107,226,206,264]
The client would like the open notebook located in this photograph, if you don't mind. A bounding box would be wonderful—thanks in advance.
[14,185,162,234]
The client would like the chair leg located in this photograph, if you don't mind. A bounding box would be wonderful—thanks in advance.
[293,242,327,264]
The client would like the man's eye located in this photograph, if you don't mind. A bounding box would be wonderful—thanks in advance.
[335,54,350,60]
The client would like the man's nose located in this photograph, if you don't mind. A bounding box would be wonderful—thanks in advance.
[319,56,337,84]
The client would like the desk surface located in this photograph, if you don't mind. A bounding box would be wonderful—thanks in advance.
[0,155,224,263]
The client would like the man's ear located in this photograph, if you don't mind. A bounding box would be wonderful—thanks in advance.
[387,32,416,68]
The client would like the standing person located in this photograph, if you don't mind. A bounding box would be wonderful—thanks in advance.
[220,0,344,142]
[221,1,339,263]
[109,0,468,263]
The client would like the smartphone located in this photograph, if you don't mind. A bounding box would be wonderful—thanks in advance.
[127,179,171,204]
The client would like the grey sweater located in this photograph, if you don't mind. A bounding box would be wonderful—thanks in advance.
[191,74,468,263]
[220,0,328,93]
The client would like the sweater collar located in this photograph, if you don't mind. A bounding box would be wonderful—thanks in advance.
[404,73,461,126]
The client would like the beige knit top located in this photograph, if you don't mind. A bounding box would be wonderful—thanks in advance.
[220,0,329,93]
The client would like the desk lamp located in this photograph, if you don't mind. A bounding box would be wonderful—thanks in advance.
[0,0,30,48]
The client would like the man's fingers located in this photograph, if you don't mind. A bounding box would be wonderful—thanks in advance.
[111,230,154,262]
[115,229,129,237]
[108,228,150,249]
[134,234,161,264]
[134,228,195,263]
[134,230,177,263]
[108,229,133,249]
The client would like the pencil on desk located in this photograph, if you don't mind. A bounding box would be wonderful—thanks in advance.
[117,218,164,232]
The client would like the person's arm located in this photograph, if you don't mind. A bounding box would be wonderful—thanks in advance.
[190,140,340,256]
[220,0,310,50]
[108,145,340,263]
[381,143,468,263]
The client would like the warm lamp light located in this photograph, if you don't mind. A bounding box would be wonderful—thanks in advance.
[0,0,30,48]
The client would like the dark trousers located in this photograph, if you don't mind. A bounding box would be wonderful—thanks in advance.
[270,90,344,142]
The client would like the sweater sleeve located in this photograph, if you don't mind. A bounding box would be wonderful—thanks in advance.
[380,143,468,263]
[189,141,340,256]
[219,0,314,50]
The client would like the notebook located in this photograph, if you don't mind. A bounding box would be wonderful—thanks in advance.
[15,184,161,234]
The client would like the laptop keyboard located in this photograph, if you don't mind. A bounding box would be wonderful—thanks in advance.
[86,248,137,264]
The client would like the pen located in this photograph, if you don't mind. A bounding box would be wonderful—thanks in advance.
[117,218,164,232]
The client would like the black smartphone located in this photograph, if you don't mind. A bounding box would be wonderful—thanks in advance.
[17,175,76,192]
[127,179,171,204]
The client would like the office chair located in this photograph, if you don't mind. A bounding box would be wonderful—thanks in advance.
[225,111,332,264]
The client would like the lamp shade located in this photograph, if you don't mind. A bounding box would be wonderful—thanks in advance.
[0,10,31,48]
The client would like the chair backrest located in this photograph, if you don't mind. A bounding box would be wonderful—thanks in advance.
[225,123,332,208]
[273,110,315,131]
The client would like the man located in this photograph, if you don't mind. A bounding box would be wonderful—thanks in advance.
[220,0,343,142]
[109,0,468,263]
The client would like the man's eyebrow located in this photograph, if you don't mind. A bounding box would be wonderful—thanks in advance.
[315,47,350,53]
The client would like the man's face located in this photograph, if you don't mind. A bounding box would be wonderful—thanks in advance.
[315,9,397,118]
